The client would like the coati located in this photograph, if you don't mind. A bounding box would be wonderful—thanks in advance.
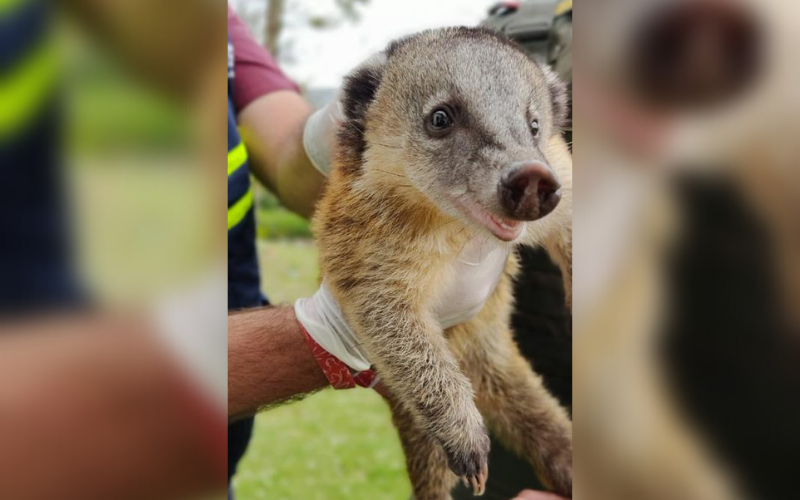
[313,28,573,499]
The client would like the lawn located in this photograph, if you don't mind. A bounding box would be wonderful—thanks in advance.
[232,240,411,500]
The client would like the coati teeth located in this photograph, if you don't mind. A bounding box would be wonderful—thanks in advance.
[490,214,520,231]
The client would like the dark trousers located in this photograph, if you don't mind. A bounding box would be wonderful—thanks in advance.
[228,417,255,497]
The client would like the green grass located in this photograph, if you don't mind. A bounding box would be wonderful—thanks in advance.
[233,240,411,500]
[255,189,312,240]
[234,390,410,500]
[257,240,319,305]
[256,208,312,240]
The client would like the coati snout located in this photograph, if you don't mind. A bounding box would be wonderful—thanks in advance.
[337,27,569,243]
[499,161,562,222]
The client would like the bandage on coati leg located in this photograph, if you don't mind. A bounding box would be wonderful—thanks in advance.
[448,265,573,498]
[388,395,460,500]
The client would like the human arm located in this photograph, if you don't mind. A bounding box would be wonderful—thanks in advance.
[228,306,328,420]
[227,6,325,218]
[238,92,325,218]
[0,315,224,500]
[229,235,510,418]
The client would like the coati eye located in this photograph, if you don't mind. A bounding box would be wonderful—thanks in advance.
[426,108,454,137]
[431,110,452,129]
[530,118,540,138]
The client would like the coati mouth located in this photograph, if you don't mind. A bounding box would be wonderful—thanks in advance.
[454,197,524,242]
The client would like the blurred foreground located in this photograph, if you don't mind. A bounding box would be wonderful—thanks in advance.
[573,1,800,499]
[1,2,226,499]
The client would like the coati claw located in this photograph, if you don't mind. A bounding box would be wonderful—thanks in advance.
[445,430,490,496]
[463,465,488,497]
[478,467,488,496]
[461,464,487,496]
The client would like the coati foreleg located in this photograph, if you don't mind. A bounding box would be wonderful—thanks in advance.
[334,275,491,492]
[389,395,460,500]
[449,267,573,498]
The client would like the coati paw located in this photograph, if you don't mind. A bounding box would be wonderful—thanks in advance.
[443,430,490,496]
[535,440,572,498]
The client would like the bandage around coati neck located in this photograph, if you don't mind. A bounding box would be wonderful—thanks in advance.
[294,283,372,373]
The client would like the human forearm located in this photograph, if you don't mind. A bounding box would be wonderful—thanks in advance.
[238,91,326,218]
[0,315,222,500]
[228,305,327,420]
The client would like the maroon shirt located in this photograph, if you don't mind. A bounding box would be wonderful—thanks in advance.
[228,5,299,112]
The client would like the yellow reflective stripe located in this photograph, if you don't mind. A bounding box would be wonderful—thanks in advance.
[0,0,27,15]
[227,142,248,176]
[555,0,572,16]
[0,39,57,137]
[228,189,254,230]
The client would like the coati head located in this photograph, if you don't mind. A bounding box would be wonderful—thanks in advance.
[336,27,569,242]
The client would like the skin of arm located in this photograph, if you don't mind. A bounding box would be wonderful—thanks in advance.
[237,91,326,219]
[0,315,224,500]
[228,306,328,420]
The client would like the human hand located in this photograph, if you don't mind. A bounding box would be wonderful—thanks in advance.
[301,52,388,176]
[512,490,570,500]
[301,93,345,176]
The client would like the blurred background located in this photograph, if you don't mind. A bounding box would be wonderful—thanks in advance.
[64,20,217,305]
[572,1,800,499]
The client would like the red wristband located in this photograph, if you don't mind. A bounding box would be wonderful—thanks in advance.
[296,319,377,390]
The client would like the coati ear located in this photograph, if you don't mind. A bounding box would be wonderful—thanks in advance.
[541,65,570,130]
[341,51,388,125]
[337,52,389,173]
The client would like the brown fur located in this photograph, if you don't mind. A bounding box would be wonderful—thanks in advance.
[313,28,573,499]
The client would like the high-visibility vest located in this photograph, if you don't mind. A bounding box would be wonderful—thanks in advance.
[0,0,57,138]
[0,0,83,311]
[227,38,266,310]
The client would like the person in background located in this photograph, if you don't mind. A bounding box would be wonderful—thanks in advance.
[225,7,323,497]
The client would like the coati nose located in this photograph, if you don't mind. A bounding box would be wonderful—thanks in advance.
[498,162,561,221]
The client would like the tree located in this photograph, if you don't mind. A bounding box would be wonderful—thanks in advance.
[264,0,285,59]
[263,0,369,61]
